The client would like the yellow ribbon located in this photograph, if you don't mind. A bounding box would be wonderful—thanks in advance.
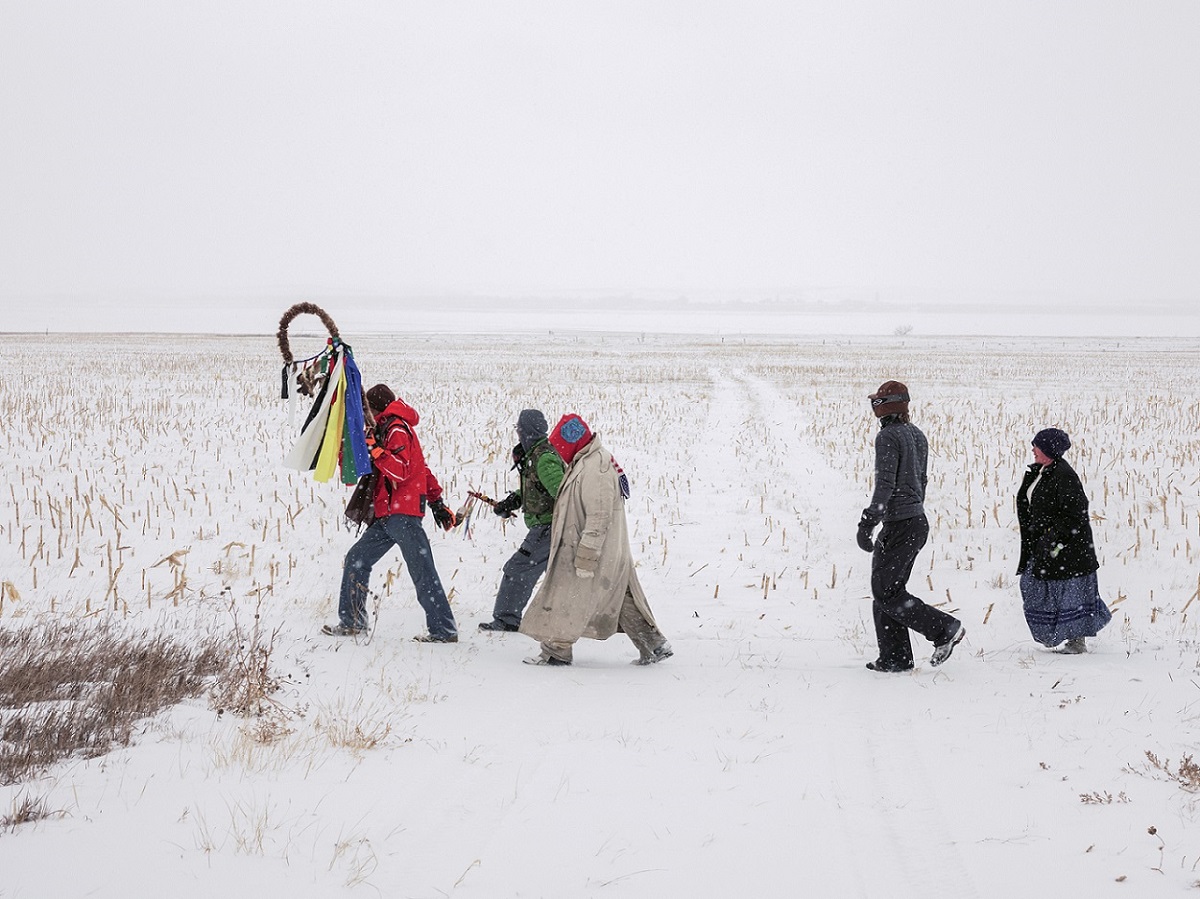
[313,367,347,483]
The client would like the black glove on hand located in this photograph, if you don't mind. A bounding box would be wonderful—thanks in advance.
[430,498,456,531]
[856,511,878,553]
[493,491,521,519]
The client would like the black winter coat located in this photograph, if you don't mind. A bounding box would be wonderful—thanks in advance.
[1016,458,1100,580]
[864,419,928,524]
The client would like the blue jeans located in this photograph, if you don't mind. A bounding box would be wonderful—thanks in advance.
[491,524,551,627]
[339,514,456,638]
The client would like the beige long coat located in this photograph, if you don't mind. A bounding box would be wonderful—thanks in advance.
[519,436,656,644]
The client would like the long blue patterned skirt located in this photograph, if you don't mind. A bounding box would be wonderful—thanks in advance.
[1020,570,1112,647]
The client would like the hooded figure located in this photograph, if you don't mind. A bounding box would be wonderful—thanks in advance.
[323,384,458,642]
[519,414,671,666]
[478,408,566,633]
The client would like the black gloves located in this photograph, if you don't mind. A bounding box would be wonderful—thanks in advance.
[493,491,522,519]
[430,498,456,531]
[856,511,878,553]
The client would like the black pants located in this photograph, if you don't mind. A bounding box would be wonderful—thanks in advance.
[871,514,960,668]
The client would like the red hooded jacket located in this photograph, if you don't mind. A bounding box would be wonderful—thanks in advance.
[371,398,443,519]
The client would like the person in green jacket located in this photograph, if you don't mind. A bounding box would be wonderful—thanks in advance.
[478,409,566,632]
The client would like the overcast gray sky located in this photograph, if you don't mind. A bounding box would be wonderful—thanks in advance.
[2,1,1198,310]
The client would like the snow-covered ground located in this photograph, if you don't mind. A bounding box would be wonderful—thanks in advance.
[3,329,1200,897]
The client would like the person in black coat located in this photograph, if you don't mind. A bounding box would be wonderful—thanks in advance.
[856,381,965,672]
[1016,427,1111,653]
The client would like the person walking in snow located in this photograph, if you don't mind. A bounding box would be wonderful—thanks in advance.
[323,383,458,642]
[856,380,965,672]
[1016,427,1111,653]
[519,414,671,667]
[478,409,566,632]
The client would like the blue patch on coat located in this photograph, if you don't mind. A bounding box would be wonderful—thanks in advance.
[561,417,587,442]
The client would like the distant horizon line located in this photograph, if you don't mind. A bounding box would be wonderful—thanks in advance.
[2,291,1195,312]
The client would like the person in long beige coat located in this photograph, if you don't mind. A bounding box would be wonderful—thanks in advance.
[519,414,672,667]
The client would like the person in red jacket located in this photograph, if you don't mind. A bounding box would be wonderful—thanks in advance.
[323,384,458,641]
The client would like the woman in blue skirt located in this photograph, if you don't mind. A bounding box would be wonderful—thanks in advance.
[1016,428,1111,653]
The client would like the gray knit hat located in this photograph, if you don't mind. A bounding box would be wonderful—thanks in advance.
[516,409,548,450]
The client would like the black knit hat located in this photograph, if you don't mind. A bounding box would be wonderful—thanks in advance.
[366,383,396,414]
[868,380,910,418]
[1032,428,1071,459]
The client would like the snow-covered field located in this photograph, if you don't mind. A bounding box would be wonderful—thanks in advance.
[3,330,1200,897]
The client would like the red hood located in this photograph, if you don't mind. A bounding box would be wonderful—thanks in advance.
[549,413,593,465]
[380,397,419,427]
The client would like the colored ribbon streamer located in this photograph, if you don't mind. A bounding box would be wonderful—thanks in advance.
[282,338,372,486]
[313,366,347,483]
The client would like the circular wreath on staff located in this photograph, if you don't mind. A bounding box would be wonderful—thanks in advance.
[277,302,341,397]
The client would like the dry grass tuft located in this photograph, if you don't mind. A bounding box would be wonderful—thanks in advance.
[1079,790,1131,805]
[1144,750,1200,792]
[209,597,297,743]
[0,620,231,785]
[314,697,396,753]
[1,793,63,832]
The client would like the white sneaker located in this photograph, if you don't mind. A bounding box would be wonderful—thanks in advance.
[930,624,965,667]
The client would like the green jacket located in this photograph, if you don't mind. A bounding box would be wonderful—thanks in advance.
[518,440,565,527]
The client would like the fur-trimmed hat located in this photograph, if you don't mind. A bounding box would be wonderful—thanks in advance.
[868,380,910,418]
[1032,427,1071,459]
[549,413,593,465]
